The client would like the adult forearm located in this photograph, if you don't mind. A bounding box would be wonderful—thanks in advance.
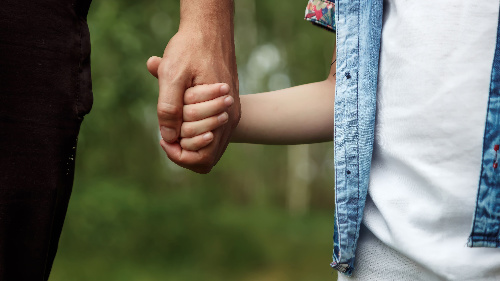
[179,0,234,33]
[178,0,236,70]
[152,0,239,173]
[231,79,335,145]
[177,0,240,128]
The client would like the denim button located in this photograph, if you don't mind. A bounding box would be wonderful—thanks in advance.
[345,72,351,79]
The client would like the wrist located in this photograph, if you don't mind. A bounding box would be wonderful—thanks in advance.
[179,0,234,35]
[229,95,246,143]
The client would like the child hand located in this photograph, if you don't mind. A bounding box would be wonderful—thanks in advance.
[180,83,234,151]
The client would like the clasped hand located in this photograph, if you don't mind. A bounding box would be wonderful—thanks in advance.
[152,82,234,152]
[146,29,239,174]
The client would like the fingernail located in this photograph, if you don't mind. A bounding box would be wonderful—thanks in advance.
[220,84,230,94]
[224,96,234,106]
[160,126,176,143]
[218,112,229,123]
[202,132,213,141]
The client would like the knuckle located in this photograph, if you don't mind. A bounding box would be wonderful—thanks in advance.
[157,62,178,79]
[165,152,180,165]
[179,139,189,150]
[182,125,196,137]
[185,107,199,120]
[197,136,209,147]
[209,117,218,128]
[157,103,182,119]
[184,91,197,104]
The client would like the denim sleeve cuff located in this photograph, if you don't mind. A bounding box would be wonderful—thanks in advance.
[304,0,336,32]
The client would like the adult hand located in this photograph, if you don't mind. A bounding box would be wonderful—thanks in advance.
[147,0,240,174]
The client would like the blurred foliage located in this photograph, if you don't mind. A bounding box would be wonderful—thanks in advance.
[49,0,337,280]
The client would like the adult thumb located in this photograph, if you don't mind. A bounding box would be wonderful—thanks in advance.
[146,56,162,78]
[157,60,186,143]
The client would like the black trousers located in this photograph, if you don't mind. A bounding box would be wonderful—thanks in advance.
[0,0,93,279]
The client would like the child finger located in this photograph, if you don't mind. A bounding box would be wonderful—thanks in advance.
[180,112,229,138]
[184,83,230,104]
[180,132,214,151]
[183,95,234,122]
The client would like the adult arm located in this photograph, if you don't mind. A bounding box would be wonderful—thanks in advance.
[147,0,240,173]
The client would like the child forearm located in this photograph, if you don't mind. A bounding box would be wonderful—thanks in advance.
[231,78,335,145]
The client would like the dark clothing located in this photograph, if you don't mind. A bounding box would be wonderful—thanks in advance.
[0,0,93,279]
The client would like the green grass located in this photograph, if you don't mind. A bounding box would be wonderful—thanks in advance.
[50,180,338,281]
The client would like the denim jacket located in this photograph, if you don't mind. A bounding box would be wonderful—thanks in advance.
[305,0,500,276]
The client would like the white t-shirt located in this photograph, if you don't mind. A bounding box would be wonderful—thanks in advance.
[339,1,500,280]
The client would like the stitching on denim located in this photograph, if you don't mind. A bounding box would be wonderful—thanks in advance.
[341,0,351,264]
[335,0,347,266]
[468,237,500,248]
[494,4,500,241]
[470,234,500,240]
[470,98,489,244]
[352,0,361,258]
[335,0,343,264]
[341,0,349,260]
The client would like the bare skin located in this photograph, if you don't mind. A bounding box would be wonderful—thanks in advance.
[178,49,337,150]
[147,0,240,174]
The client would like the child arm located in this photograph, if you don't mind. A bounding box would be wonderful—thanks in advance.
[179,50,337,149]
[232,51,336,145]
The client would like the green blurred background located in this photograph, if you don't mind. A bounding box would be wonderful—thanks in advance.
[49,0,337,280]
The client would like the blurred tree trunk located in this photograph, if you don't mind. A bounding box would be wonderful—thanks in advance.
[287,144,310,215]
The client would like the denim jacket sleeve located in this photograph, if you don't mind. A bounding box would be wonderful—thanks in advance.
[304,0,336,32]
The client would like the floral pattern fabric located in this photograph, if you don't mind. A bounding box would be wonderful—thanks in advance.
[304,0,336,32]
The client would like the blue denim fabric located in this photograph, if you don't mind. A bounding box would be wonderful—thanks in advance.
[468,8,500,248]
[305,0,500,276]
[331,0,383,275]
